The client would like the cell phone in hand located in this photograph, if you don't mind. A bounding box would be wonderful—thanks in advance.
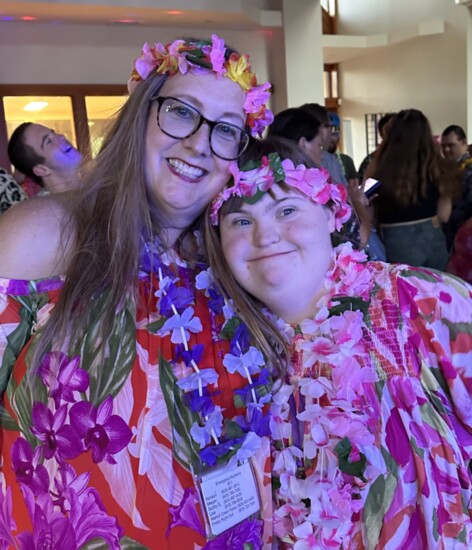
[364,178,381,197]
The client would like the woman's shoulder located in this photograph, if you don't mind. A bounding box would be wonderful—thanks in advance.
[0,192,76,279]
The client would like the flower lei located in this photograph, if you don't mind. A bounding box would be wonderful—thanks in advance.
[270,242,379,547]
[141,237,272,473]
[210,152,352,229]
[129,34,273,137]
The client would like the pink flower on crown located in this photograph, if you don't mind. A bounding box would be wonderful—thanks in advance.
[154,39,187,76]
[210,193,229,225]
[281,159,331,198]
[208,34,226,77]
[244,82,272,114]
[249,106,274,137]
[134,42,159,80]
[130,35,273,136]
[237,156,275,196]
[244,83,274,136]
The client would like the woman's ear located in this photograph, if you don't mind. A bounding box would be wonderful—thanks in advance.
[298,136,308,152]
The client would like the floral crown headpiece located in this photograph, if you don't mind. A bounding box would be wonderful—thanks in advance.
[210,152,352,229]
[129,34,273,137]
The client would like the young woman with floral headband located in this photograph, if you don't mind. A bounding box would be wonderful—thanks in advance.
[0,36,276,548]
[204,136,472,548]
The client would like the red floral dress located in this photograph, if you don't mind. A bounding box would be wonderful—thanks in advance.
[0,258,273,549]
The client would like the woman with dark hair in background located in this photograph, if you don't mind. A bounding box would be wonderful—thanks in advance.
[367,108,460,269]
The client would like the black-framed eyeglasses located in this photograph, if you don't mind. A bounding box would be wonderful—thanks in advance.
[151,96,251,161]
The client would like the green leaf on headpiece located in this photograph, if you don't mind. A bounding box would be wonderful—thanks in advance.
[240,159,262,172]
[244,188,265,205]
[185,55,212,69]
[267,152,286,183]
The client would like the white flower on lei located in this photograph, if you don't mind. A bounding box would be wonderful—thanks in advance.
[190,407,224,448]
[223,346,265,376]
[160,307,203,343]
[176,368,219,392]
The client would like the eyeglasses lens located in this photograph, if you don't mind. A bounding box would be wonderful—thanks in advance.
[158,97,249,160]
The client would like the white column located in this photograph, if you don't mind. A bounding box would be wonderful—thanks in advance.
[282,0,324,107]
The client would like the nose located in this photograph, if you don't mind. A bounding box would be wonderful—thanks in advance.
[55,133,67,146]
[182,122,211,156]
[253,220,280,247]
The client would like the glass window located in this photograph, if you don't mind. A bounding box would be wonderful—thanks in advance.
[4,96,77,145]
[85,96,127,157]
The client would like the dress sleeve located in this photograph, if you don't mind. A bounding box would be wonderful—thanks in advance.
[395,267,472,431]
[0,278,62,396]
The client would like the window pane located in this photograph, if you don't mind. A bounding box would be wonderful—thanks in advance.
[4,96,76,145]
[85,96,127,157]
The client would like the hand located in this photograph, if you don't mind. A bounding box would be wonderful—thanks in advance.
[347,179,369,208]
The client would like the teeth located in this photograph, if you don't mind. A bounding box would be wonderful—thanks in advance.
[168,158,205,179]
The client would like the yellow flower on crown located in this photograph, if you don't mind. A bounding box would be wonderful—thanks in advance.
[129,35,272,137]
[225,53,256,91]
[155,53,180,76]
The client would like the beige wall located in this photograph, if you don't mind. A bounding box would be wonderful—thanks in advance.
[0,0,468,169]
[336,0,468,167]
[0,22,272,85]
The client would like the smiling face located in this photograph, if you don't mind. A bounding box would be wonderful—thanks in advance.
[23,123,82,178]
[145,71,246,240]
[220,186,335,323]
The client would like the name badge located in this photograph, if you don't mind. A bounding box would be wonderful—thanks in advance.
[195,460,261,538]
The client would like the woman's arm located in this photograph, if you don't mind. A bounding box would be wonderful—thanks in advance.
[0,194,74,279]
[347,178,373,248]
[437,195,452,224]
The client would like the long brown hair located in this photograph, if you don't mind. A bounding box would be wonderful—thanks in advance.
[203,136,322,381]
[367,109,460,209]
[34,45,247,379]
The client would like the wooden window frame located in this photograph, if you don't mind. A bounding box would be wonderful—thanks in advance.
[0,84,127,170]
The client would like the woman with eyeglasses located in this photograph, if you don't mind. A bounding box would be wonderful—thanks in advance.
[0,36,274,548]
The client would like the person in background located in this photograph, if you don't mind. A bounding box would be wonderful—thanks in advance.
[299,102,346,185]
[268,107,323,165]
[0,35,275,548]
[367,109,460,270]
[204,135,472,549]
[358,112,395,183]
[0,166,26,213]
[268,107,374,255]
[327,111,358,181]
[287,104,387,260]
[440,124,472,250]
[8,122,83,195]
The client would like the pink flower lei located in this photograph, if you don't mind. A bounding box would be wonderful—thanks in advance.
[210,152,352,230]
[129,34,273,137]
[271,243,378,547]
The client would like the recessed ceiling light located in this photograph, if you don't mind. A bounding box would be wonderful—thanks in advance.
[23,101,49,112]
